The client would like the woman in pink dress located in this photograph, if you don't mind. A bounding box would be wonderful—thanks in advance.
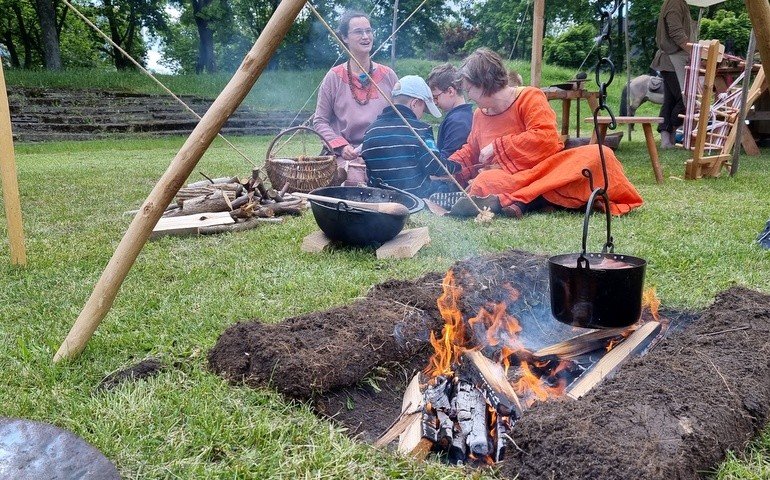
[313,10,398,186]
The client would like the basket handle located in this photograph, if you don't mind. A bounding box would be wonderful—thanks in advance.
[265,126,335,162]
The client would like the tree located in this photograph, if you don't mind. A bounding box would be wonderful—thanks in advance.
[96,0,167,70]
[33,0,62,69]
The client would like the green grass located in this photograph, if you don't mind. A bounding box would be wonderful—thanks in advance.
[1,134,769,478]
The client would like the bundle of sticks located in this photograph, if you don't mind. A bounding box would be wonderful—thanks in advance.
[160,168,305,234]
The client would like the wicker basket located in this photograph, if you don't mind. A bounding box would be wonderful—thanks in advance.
[265,126,337,193]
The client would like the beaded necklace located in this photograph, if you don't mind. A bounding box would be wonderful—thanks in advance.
[346,60,375,106]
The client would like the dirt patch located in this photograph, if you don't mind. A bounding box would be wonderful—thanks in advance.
[208,250,770,479]
[97,357,164,391]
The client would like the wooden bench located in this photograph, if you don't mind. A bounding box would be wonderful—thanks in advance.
[585,116,664,184]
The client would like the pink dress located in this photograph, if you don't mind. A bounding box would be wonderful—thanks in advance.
[314,61,398,185]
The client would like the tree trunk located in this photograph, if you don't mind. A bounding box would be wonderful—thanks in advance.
[11,4,36,68]
[33,0,62,70]
[2,32,21,68]
[192,0,216,74]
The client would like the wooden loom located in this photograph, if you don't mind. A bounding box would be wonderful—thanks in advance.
[682,40,767,179]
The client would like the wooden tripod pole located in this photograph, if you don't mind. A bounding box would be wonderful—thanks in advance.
[53,0,308,362]
[0,61,27,266]
[745,0,770,86]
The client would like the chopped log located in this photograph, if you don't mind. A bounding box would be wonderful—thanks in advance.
[179,190,232,215]
[533,326,632,359]
[198,217,282,235]
[301,231,333,253]
[150,211,234,239]
[461,350,523,418]
[453,380,490,459]
[255,203,303,217]
[398,375,428,455]
[375,374,423,448]
[186,176,240,188]
[375,227,431,260]
[566,321,662,400]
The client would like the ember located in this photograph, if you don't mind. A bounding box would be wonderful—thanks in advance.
[377,267,664,466]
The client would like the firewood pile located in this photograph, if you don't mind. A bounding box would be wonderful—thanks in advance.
[151,168,306,238]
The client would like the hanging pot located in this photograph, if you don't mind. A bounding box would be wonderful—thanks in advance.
[548,188,646,329]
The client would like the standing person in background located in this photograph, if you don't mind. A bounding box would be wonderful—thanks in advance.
[427,63,473,158]
[313,10,398,185]
[651,0,694,149]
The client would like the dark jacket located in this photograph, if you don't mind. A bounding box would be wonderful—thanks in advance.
[361,104,459,198]
[437,103,473,159]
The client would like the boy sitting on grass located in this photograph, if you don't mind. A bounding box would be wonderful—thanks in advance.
[361,75,460,198]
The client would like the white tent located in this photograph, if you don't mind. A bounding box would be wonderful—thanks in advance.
[686,0,727,7]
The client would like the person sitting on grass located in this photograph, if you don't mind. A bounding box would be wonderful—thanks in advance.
[361,75,461,198]
[437,48,643,218]
[427,63,473,158]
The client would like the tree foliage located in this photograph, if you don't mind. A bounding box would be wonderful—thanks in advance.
[0,0,755,75]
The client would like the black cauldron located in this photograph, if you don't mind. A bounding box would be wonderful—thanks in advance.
[308,185,424,247]
[548,188,646,329]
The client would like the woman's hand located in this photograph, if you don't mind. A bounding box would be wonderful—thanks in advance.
[478,143,495,168]
[340,145,359,160]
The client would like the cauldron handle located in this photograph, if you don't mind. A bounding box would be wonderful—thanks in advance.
[579,186,615,268]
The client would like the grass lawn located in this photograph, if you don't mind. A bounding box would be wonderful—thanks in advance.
[1,133,768,478]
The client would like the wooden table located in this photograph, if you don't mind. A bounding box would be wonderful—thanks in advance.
[543,85,600,138]
[585,116,664,184]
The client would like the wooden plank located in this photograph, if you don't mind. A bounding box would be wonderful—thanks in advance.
[0,61,27,266]
[150,211,234,239]
[301,230,332,253]
[376,227,430,259]
[395,374,426,454]
[566,321,661,400]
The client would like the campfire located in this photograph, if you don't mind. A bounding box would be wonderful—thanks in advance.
[376,267,663,466]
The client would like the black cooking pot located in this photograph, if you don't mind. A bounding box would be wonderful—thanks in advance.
[308,185,424,247]
[548,188,646,329]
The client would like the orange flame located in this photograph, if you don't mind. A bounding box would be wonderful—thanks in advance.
[514,361,569,407]
[426,270,467,377]
[642,287,661,321]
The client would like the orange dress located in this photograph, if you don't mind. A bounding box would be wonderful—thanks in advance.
[449,87,643,215]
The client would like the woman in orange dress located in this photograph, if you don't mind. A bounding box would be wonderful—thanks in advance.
[446,48,643,218]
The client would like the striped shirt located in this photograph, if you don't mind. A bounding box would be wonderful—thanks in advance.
[361,104,459,198]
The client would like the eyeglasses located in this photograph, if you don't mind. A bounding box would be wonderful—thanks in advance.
[432,90,446,102]
[349,28,373,38]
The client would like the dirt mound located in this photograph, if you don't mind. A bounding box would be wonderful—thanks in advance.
[208,273,444,398]
[208,250,770,479]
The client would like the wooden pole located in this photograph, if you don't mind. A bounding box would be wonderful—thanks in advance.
[530,0,545,87]
[53,0,308,363]
[731,29,756,176]
[745,0,770,87]
[0,61,27,266]
[390,0,399,69]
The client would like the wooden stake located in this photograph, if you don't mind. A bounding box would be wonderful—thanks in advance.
[53,0,308,363]
[0,61,27,266]
[566,321,661,400]
[530,0,545,87]
[745,0,770,95]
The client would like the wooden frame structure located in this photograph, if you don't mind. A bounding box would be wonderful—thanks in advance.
[0,61,26,266]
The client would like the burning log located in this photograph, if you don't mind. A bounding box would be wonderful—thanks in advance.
[454,381,490,457]
[532,326,632,360]
[461,350,523,418]
[566,321,662,399]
